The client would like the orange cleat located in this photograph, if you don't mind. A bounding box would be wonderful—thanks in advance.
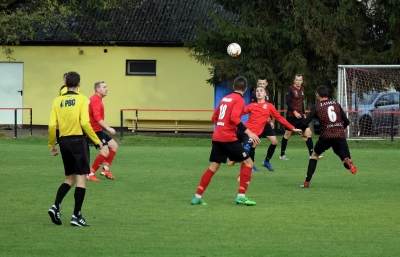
[228,161,236,166]
[86,174,100,181]
[344,158,357,174]
[100,170,115,179]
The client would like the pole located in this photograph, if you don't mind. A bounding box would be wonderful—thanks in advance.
[391,113,394,142]
[135,109,138,135]
[14,109,17,138]
[30,108,32,136]
[120,109,123,140]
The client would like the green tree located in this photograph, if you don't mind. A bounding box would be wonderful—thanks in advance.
[185,0,400,98]
[0,0,142,47]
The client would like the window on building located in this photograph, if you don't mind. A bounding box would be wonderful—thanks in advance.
[126,60,156,75]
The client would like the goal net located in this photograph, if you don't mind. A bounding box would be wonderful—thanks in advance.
[337,65,400,139]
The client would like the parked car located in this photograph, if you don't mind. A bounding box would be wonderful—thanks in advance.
[347,91,399,135]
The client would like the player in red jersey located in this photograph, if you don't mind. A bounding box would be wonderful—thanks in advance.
[87,81,119,181]
[230,86,302,174]
[279,74,321,160]
[191,76,261,206]
[299,85,356,188]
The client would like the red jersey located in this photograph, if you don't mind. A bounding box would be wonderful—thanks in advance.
[243,102,295,135]
[212,92,245,142]
[89,94,104,132]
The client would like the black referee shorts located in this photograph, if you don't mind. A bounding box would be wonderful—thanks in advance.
[314,138,351,160]
[59,135,90,176]
[209,140,249,163]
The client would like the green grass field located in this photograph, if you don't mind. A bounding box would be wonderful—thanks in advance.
[0,134,399,257]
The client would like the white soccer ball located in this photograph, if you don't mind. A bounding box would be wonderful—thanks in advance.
[227,43,241,57]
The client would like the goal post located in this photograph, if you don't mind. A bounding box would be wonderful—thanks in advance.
[337,65,400,139]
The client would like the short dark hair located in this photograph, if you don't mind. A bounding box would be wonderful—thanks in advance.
[63,73,67,79]
[316,85,329,97]
[233,76,247,91]
[258,75,267,81]
[65,72,80,88]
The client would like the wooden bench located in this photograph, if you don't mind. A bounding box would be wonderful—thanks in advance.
[127,119,214,133]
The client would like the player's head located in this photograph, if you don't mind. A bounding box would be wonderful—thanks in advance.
[316,85,329,98]
[256,86,266,101]
[233,76,248,92]
[294,74,303,87]
[257,75,268,88]
[65,72,80,88]
[94,80,108,97]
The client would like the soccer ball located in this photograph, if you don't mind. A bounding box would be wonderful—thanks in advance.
[227,43,241,57]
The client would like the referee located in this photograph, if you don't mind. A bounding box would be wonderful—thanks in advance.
[47,71,102,227]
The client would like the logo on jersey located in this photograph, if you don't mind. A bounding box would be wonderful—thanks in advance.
[294,90,298,97]
[60,99,76,108]
[263,104,268,109]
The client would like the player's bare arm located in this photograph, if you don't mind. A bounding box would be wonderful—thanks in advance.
[98,120,115,135]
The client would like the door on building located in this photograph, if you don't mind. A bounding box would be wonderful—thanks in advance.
[0,63,23,125]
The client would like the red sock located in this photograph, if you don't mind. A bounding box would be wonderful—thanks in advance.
[91,154,106,173]
[238,165,252,194]
[196,169,215,195]
[104,150,116,168]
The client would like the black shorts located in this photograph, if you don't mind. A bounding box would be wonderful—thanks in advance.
[209,140,250,163]
[94,131,112,146]
[261,122,276,137]
[286,116,308,130]
[314,138,351,160]
[59,136,90,176]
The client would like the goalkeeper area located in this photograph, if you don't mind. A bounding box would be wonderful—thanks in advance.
[337,65,400,139]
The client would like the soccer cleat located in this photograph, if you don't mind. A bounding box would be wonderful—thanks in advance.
[318,155,324,159]
[344,157,357,174]
[71,215,90,227]
[86,174,100,181]
[100,170,115,179]
[235,196,256,206]
[299,182,310,188]
[252,165,259,172]
[279,155,289,160]
[261,160,275,171]
[228,161,236,166]
[191,196,207,205]
[48,205,62,225]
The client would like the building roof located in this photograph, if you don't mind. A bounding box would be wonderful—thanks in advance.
[21,0,236,46]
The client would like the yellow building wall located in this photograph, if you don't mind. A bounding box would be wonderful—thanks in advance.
[0,46,214,126]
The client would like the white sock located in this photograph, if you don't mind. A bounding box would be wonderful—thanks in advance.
[195,194,202,199]
[237,194,245,198]
[103,166,109,171]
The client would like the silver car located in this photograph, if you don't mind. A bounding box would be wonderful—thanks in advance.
[350,91,399,135]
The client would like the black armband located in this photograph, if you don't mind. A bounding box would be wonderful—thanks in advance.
[237,122,247,132]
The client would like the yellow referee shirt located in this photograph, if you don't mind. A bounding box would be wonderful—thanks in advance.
[48,92,100,147]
